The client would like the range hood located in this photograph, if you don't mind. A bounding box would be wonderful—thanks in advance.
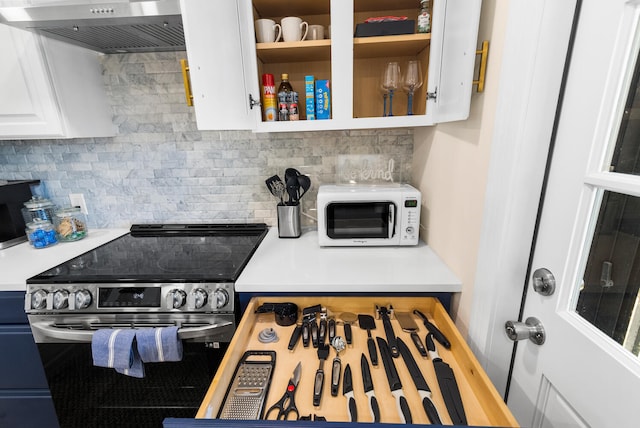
[0,1,184,54]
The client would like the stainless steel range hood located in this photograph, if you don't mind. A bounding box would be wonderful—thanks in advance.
[0,1,184,54]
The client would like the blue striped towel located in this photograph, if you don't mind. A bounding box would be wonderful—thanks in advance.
[91,329,145,378]
[136,326,183,363]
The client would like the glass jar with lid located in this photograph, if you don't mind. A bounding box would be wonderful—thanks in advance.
[26,218,58,249]
[22,196,57,224]
[54,207,88,242]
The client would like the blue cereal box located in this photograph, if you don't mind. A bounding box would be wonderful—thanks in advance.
[315,79,330,120]
[305,75,315,120]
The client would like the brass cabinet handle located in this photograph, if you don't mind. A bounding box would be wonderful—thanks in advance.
[473,40,489,93]
[180,58,194,106]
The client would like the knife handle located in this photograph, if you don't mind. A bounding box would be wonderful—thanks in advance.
[410,331,428,357]
[425,320,451,349]
[288,325,302,350]
[392,390,413,424]
[331,358,341,396]
[423,396,443,425]
[367,337,378,366]
[344,323,352,344]
[328,318,336,343]
[313,369,324,406]
[347,396,357,422]
[319,318,327,345]
[302,322,310,347]
[425,333,441,360]
[369,394,381,423]
[311,320,319,348]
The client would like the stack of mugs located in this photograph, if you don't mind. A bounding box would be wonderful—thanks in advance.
[255,17,327,42]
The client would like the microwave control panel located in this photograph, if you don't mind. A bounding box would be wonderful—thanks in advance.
[399,197,420,244]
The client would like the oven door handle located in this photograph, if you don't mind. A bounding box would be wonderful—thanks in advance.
[30,321,234,343]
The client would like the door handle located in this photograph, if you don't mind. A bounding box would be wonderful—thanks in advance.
[505,317,545,345]
[180,59,194,106]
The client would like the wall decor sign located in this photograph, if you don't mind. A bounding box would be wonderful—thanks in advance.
[337,155,397,183]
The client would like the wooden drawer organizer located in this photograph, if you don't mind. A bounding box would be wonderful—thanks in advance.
[197,296,517,426]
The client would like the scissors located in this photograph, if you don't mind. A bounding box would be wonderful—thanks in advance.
[265,362,302,420]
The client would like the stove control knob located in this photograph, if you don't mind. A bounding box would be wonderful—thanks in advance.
[53,290,69,310]
[213,289,229,309]
[167,289,187,309]
[31,289,48,310]
[188,288,208,310]
[74,289,93,310]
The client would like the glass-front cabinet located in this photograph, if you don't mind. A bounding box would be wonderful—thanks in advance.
[181,0,481,132]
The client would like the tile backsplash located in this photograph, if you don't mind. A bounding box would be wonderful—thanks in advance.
[0,52,414,228]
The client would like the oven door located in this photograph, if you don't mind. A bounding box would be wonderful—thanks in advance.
[325,201,397,241]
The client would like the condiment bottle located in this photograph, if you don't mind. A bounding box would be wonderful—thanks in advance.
[417,0,431,33]
[278,73,293,121]
[262,73,277,122]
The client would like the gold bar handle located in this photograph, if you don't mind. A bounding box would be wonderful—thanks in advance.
[473,40,489,93]
[180,58,194,106]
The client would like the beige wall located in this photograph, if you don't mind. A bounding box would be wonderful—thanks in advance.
[412,0,509,336]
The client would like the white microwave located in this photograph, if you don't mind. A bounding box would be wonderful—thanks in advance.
[317,184,421,246]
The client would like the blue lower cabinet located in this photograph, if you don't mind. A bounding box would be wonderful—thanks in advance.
[0,291,59,428]
[0,390,59,428]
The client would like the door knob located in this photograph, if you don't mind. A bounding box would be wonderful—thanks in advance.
[532,268,556,296]
[505,317,545,345]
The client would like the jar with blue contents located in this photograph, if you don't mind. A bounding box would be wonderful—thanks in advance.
[26,218,58,249]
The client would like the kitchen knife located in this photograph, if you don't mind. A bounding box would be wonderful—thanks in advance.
[360,353,380,423]
[396,337,443,424]
[414,309,451,349]
[376,336,412,424]
[426,333,467,425]
[343,364,357,422]
[377,305,399,358]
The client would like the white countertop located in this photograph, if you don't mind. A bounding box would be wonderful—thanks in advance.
[236,228,461,293]
[0,228,129,292]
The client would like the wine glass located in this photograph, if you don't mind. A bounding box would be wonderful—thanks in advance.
[403,60,423,115]
[379,71,389,117]
[382,62,401,116]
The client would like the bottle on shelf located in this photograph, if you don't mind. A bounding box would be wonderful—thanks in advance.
[262,73,277,122]
[417,0,431,34]
[278,73,294,121]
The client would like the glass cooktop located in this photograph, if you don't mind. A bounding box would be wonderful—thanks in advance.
[27,224,268,284]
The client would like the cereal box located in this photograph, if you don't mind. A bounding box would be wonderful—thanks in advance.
[315,79,330,120]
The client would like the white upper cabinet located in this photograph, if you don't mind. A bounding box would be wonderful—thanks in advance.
[0,24,115,140]
[181,0,481,132]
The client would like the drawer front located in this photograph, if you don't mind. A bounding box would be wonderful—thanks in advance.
[0,391,59,428]
[0,291,27,324]
[0,325,49,389]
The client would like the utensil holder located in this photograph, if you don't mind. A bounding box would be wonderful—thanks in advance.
[277,204,301,238]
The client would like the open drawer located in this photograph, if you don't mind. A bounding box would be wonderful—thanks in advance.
[196,296,517,426]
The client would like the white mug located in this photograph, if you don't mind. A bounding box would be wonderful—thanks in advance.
[255,18,282,43]
[281,16,308,42]
[308,25,325,40]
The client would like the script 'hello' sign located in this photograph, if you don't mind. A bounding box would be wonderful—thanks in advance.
[337,155,397,183]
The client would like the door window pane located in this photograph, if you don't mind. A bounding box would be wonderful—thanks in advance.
[577,191,640,355]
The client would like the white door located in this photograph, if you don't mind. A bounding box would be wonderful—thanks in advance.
[509,0,640,426]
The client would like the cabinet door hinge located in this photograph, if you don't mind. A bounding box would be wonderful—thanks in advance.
[427,88,438,100]
[249,94,261,109]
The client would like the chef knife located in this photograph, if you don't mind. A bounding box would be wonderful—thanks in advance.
[414,309,451,349]
[396,337,443,425]
[426,333,467,425]
[360,353,380,423]
[343,363,357,422]
[376,336,412,424]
